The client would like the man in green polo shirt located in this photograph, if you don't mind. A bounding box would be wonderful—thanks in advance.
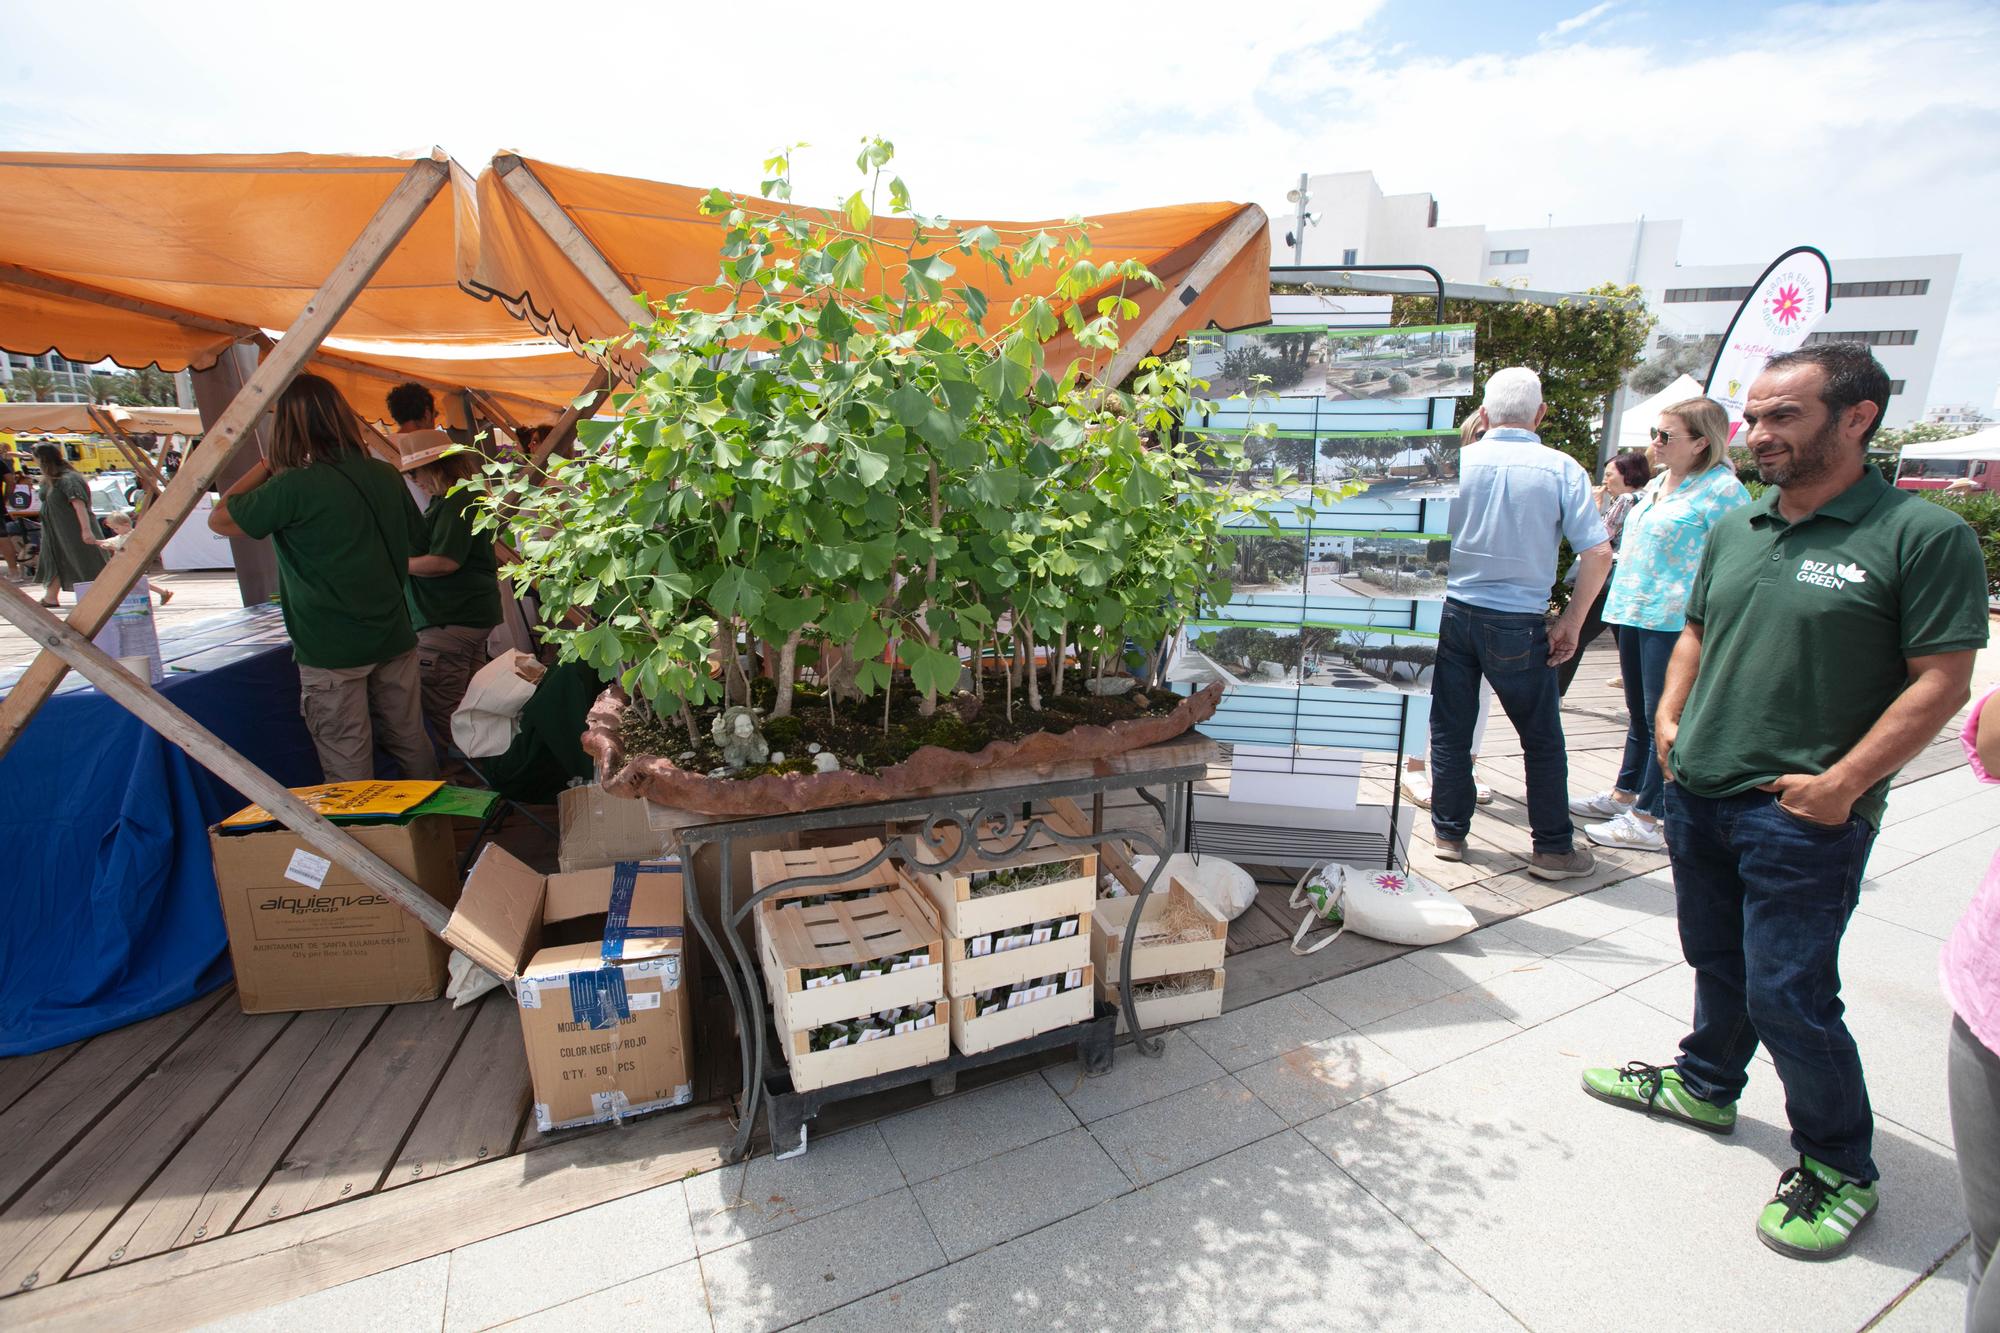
[1579,343,1987,1261]
[399,440,502,766]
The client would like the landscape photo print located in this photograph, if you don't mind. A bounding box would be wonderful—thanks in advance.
[1189,323,1476,400]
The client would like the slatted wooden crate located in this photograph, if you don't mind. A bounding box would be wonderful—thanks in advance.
[1089,878,1227,984]
[1110,968,1225,1034]
[749,840,904,908]
[904,829,1097,939]
[782,1000,949,1093]
[949,964,1095,1055]
[758,882,944,1034]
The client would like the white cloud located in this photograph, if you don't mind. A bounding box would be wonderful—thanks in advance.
[0,0,1995,406]
[1550,2,1618,38]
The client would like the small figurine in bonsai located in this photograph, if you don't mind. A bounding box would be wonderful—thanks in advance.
[712,706,769,770]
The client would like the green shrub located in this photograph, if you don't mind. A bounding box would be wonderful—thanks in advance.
[1387,371,1413,395]
[1916,490,2000,592]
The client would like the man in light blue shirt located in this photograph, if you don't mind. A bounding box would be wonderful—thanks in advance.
[1431,367,1612,879]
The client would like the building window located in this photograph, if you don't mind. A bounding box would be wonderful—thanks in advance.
[1341,248,1358,266]
[1489,249,1528,265]
[1664,286,1755,303]
[1804,329,1918,347]
[1831,279,1930,298]
[1888,379,1906,395]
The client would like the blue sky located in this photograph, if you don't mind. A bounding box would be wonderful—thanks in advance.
[1,0,1995,408]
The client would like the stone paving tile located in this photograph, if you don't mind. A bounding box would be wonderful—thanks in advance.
[1837,912,1961,1148]
[1087,1074,1286,1186]
[877,1072,1077,1183]
[1356,989,1520,1074]
[699,1190,945,1333]
[798,1132,1521,1333]
[1465,956,1614,1029]
[685,1124,903,1255]
[197,1255,449,1333]
[1235,1030,1418,1125]
[1549,923,1683,991]
[1180,992,1351,1072]
[1867,1241,1973,1331]
[445,1184,696,1333]
[496,1258,711,1331]
[910,1126,1132,1261]
[1873,791,2000,855]
[1298,993,1967,1333]
[1859,835,1989,942]
[1489,883,1670,958]
[1401,929,1547,989]
[1301,956,1457,1029]
[1881,766,1986,821]
[1039,1027,1228,1124]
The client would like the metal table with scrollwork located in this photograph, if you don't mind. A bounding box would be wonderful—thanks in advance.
[674,744,1210,1162]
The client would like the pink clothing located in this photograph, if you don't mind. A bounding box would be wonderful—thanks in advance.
[1945,687,2000,1056]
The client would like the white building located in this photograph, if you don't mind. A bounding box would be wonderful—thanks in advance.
[1278,171,1960,427]
[1,351,95,403]
[1925,402,1992,427]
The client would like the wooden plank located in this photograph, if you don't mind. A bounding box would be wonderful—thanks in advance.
[70,1007,386,1275]
[0,263,254,341]
[0,1004,290,1294]
[1223,885,1293,953]
[529,364,612,470]
[493,157,644,341]
[0,1044,82,1120]
[1,1103,735,1331]
[382,992,531,1192]
[0,989,231,1211]
[0,155,450,758]
[0,588,453,939]
[236,998,476,1229]
[1093,204,1270,388]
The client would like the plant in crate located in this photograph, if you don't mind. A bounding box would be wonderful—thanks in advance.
[476,141,1306,812]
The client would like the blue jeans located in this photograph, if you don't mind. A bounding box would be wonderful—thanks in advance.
[1612,626,1678,819]
[1431,599,1575,854]
[1665,783,1879,1182]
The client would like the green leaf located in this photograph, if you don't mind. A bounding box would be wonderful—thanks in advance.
[577,419,617,449]
[909,643,963,698]
[852,619,889,659]
[844,191,871,230]
[968,468,1022,508]
[887,385,930,427]
[1121,465,1168,507]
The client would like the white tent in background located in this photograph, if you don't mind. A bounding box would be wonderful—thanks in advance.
[1616,373,1707,455]
[1897,425,2000,462]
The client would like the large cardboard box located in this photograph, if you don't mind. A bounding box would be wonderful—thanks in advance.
[448,848,695,1133]
[207,817,458,1014]
[557,784,669,872]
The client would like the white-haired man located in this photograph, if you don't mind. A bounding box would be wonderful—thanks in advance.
[1431,367,1612,879]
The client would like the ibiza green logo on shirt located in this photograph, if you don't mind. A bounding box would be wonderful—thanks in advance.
[1797,559,1867,591]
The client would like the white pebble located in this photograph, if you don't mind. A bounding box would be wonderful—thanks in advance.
[808,742,823,754]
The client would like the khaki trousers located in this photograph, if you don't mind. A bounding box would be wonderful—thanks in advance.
[416,624,493,758]
[296,646,440,783]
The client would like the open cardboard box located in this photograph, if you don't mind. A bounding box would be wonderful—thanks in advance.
[445,845,694,1133]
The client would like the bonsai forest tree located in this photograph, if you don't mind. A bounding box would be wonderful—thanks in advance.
[475,141,1308,739]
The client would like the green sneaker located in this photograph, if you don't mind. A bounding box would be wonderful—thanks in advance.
[1756,1157,1878,1261]
[1580,1061,1737,1133]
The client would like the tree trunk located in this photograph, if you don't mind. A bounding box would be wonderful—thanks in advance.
[1051,625,1067,696]
[917,462,941,719]
[679,702,699,750]
[883,639,896,734]
[1020,623,1041,712]
[772,628,802,718]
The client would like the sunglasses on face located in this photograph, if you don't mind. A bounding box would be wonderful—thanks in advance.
[1650,426,1699,444]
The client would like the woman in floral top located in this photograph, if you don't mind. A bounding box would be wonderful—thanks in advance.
[1556,450,1651,696]
[1572,397,1750,850]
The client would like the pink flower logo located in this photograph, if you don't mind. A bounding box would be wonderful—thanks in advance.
[1370,872,1410,895]
[1769,283,1806,327]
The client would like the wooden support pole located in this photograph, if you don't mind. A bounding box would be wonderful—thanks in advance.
[0,583,453,939]
[86,407,164,498]
[492,156,645,333]
[529,365,613,471]
[0,262,257,341]
[1092,204,1270,389]
[0,157,450,761]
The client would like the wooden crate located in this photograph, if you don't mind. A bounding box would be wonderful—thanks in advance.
[943,913,1092,998]
[783,1001,949,1092]
[749,839,904,908]
[758,883,944,1033]
[1107,967,1226,1034]
[905,830,1097,939]
[1089,879,1227,984]
[949,965,1095,1055]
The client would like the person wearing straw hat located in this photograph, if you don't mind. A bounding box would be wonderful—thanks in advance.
[209,374,437,782]
[399,436,500,763]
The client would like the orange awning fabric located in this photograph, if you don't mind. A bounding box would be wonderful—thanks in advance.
[467,156,1271,376]
[0,403,204,435]
[0,151,596,425]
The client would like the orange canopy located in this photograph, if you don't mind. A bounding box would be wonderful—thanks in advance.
[468,155,1271,375]
[0,151,598,425]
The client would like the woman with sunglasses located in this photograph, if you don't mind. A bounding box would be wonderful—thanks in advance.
[1571,398,1749,850]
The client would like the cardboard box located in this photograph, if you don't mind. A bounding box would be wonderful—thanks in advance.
[447,849,695,1133]
[1089,879,1228,984]
[558,784,670,872]
[208,817,458,1014]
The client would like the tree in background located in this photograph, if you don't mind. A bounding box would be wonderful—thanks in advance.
[3,367,57,401]
[1627,333,1720,395]
[1875,421,1981,454]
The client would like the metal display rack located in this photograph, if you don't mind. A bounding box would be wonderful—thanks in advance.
[676,755,1206,1162]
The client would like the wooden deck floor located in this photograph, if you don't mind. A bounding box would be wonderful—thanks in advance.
[0,638,1971,1328]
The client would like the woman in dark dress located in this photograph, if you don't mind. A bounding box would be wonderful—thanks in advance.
[32,443,106,607]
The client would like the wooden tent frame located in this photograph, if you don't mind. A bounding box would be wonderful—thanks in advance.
[0,152,1271,985]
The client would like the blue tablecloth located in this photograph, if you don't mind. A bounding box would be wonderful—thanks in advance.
[0,608,322,1055]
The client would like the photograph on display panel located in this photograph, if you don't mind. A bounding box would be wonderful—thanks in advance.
[1221,526,1451,607]
[1188,324,1476,400]
[1171,603,1441,699]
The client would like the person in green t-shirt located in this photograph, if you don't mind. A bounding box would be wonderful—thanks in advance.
[398,439,501,763]
[1579,344,1987,1262]
[208,373,438,784]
